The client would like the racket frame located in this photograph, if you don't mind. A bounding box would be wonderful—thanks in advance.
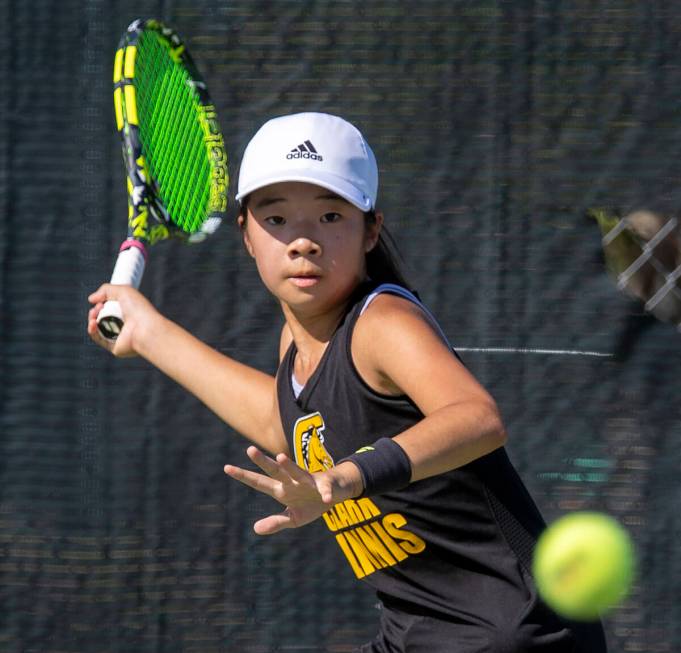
[97,18,228,340]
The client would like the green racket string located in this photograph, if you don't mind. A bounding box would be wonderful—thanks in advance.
[133,31,210,233]
[137,33,209,230]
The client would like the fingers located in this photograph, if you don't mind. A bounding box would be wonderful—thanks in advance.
[87,283,137,307]
[86,284,153,357]
[224,448,334,536]
[223,457,305,499]
[86,301,115,351]
[87,284,113,305]
[253,512,293,536]
[86,286,120,348]
[316,478,334,505]
[87,303,102,326]
[274,452,310,482]
[247,446,285,478]
[271,452,334,503]
[223,463,279,496]
[246,447,311,486]
[87,286,108,339]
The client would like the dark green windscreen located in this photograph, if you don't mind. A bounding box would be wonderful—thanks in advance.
[2,3,681,652]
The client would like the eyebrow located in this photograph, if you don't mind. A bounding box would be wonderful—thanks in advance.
[316,192,345,202]
[252,191,347,210]
[253,196,286,210]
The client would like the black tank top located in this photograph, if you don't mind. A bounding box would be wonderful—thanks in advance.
[276,282,552,627]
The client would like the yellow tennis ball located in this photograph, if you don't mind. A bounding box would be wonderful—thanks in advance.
[532,511,635,621]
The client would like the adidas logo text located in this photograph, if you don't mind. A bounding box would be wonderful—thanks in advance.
[287,140,323,161]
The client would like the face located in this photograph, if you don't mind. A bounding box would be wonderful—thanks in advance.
[239,182,382,316]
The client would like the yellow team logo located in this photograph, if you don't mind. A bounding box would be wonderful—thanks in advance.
[292,411,426,579]
[293,412,334,472]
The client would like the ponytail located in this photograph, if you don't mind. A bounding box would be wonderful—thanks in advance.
[365,211,411,289]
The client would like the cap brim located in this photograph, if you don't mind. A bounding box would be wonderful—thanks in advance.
[236,170,373,212]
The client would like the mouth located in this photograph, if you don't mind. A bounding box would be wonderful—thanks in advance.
[288,273,321,288]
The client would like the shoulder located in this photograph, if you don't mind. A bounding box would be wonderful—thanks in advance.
[352,291,453,396]
[352,291,495,411]
[354,291,443,345]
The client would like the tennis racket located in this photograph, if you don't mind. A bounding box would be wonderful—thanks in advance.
[97,18,228,339]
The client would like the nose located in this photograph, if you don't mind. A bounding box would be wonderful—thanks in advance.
[287,236,321,258]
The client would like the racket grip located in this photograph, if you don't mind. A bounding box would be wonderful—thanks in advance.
[97,242,147,340]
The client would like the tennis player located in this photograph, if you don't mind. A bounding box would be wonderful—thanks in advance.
[88,112,608,652]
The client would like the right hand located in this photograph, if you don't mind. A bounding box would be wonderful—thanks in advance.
[87,284,161,357]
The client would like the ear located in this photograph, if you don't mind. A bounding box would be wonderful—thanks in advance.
[365,211,384,253]
[238,214,256,258]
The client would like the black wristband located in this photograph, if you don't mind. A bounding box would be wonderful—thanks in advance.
[341,437,412,497]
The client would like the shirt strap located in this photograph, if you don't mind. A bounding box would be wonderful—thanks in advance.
[359,283,453,348]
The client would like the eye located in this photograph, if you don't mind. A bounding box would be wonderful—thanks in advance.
[321,212,342,223]
[264,215,286,226]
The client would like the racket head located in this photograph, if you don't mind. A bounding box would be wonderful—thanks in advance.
[113,19,228,246]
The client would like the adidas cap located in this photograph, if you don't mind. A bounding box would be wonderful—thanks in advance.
[236,112,378,211]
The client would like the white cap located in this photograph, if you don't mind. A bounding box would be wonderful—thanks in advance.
[236,112,378,211]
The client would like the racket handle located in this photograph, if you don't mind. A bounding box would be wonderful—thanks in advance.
[97,242,147,340]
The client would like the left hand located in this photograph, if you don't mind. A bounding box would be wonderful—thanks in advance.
[224,446,361,535]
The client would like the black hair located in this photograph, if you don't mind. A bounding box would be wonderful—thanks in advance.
[238,200,411,289]
[363,210,411,288]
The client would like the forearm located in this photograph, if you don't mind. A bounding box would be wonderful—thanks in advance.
[394,400,507,482]
[332,400,505,500]
[135,314,283,452]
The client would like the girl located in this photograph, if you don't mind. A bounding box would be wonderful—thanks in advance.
[88,112,607,652]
